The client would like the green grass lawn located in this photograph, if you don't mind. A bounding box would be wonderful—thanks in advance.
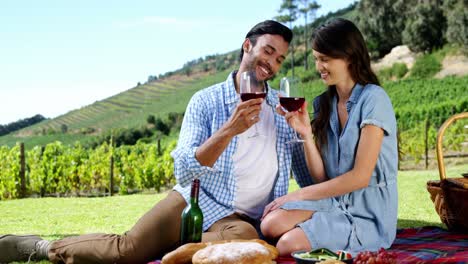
[1,164,466,263]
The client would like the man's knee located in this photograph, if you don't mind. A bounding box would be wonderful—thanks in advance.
[223,221,259,240]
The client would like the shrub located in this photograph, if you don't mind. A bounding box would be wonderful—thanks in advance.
[378,63,408,81]
[393,63,409,78]
[146,115,156,125]
[0,139,179,199]
[60,124,68,133]
[410,54,441,79]
[80,127,96,135]
[285,66,318,83]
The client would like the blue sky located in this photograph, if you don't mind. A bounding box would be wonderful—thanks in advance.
[0,0,355,125]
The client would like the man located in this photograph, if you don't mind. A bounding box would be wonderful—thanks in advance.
[0,20,312,264]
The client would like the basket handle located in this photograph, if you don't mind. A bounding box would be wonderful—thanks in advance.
[436,112,468,180]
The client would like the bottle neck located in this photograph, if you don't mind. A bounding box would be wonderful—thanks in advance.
[190,178,200,205]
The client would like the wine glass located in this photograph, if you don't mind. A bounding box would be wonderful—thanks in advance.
[239,71,266,138]
[279,77,305,144]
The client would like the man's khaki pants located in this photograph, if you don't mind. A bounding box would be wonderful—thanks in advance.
[48,191,259,264]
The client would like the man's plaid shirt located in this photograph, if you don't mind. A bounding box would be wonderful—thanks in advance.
[171,72,313,230]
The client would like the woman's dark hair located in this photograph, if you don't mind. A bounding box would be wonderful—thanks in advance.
[311,18,379,150]
[239,20,293,61]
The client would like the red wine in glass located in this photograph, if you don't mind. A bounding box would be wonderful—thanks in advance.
[279,77,305,144]
[240,92,267,101]
[239,71,266,138]
[279,97,305,112]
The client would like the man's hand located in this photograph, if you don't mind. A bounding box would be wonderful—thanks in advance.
[223,98,263,137]
[194,98,263,167]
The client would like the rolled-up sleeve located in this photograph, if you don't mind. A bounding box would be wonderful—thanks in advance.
[171,91,218,188]
[360,87,395,136]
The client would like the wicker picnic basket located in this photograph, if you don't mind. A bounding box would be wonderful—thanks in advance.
[426,112,468,232]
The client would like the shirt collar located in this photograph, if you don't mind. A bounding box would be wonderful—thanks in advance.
[327,83,362,113]
[348,83,364,104]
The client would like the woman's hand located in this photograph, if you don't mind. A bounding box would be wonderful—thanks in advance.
[261,191,303,220]
[276,101,312,139]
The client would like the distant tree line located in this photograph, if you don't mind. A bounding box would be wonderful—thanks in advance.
[275,0,466,66]
[0,114,46,136]
[146,53,240,84]
[87,112,184,149]
[145,51,240,84]
[142,0,466,86]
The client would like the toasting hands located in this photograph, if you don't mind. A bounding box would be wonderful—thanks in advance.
[224,98,263,136]
[276,101,312,139]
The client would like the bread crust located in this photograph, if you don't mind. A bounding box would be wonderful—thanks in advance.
[161,239,278,264]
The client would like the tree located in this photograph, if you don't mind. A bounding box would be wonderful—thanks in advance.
[356,0,409,58]
[402,2,446,53]
[147,75,158,83]
[277,0,298,78]
[154,117,170,155]
[0,114,46,136]
[202,63,210,72]
[442,0,468,53]
[297,0,320,70]
[146,114,156,125]
[182,66,192,76]
[154,118,170,136]
[215,56,228,71]
[60,124,68,133]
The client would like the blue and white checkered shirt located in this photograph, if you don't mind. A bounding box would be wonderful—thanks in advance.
[171,72,313,230]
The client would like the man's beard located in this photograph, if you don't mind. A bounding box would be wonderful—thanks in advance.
[245,58,275,81]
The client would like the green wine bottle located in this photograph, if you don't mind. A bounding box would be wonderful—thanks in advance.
[180,178,203,244]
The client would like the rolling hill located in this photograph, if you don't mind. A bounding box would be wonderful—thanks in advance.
[0,67,235,148]
[1,1,466,153]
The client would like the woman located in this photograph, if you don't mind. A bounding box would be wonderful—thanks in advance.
[260,18,398,256]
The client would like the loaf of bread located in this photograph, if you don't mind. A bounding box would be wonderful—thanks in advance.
[161,242,208,264]
[161,239,278,264]
[192,241,272,264]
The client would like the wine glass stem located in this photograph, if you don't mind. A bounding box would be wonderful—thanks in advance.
[293,131,299,141]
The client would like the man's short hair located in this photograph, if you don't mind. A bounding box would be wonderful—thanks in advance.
[239,20,293,61]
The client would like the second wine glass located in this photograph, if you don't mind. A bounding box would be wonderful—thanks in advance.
[239,71,266,138]
[279,77,305,144]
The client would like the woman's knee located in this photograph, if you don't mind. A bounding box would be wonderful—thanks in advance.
[260,210,288,238]
[260,214,277,238]
[276,228,311,256]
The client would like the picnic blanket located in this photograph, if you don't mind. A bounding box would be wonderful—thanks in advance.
[149,226,468,264]
[388,226,468,264]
